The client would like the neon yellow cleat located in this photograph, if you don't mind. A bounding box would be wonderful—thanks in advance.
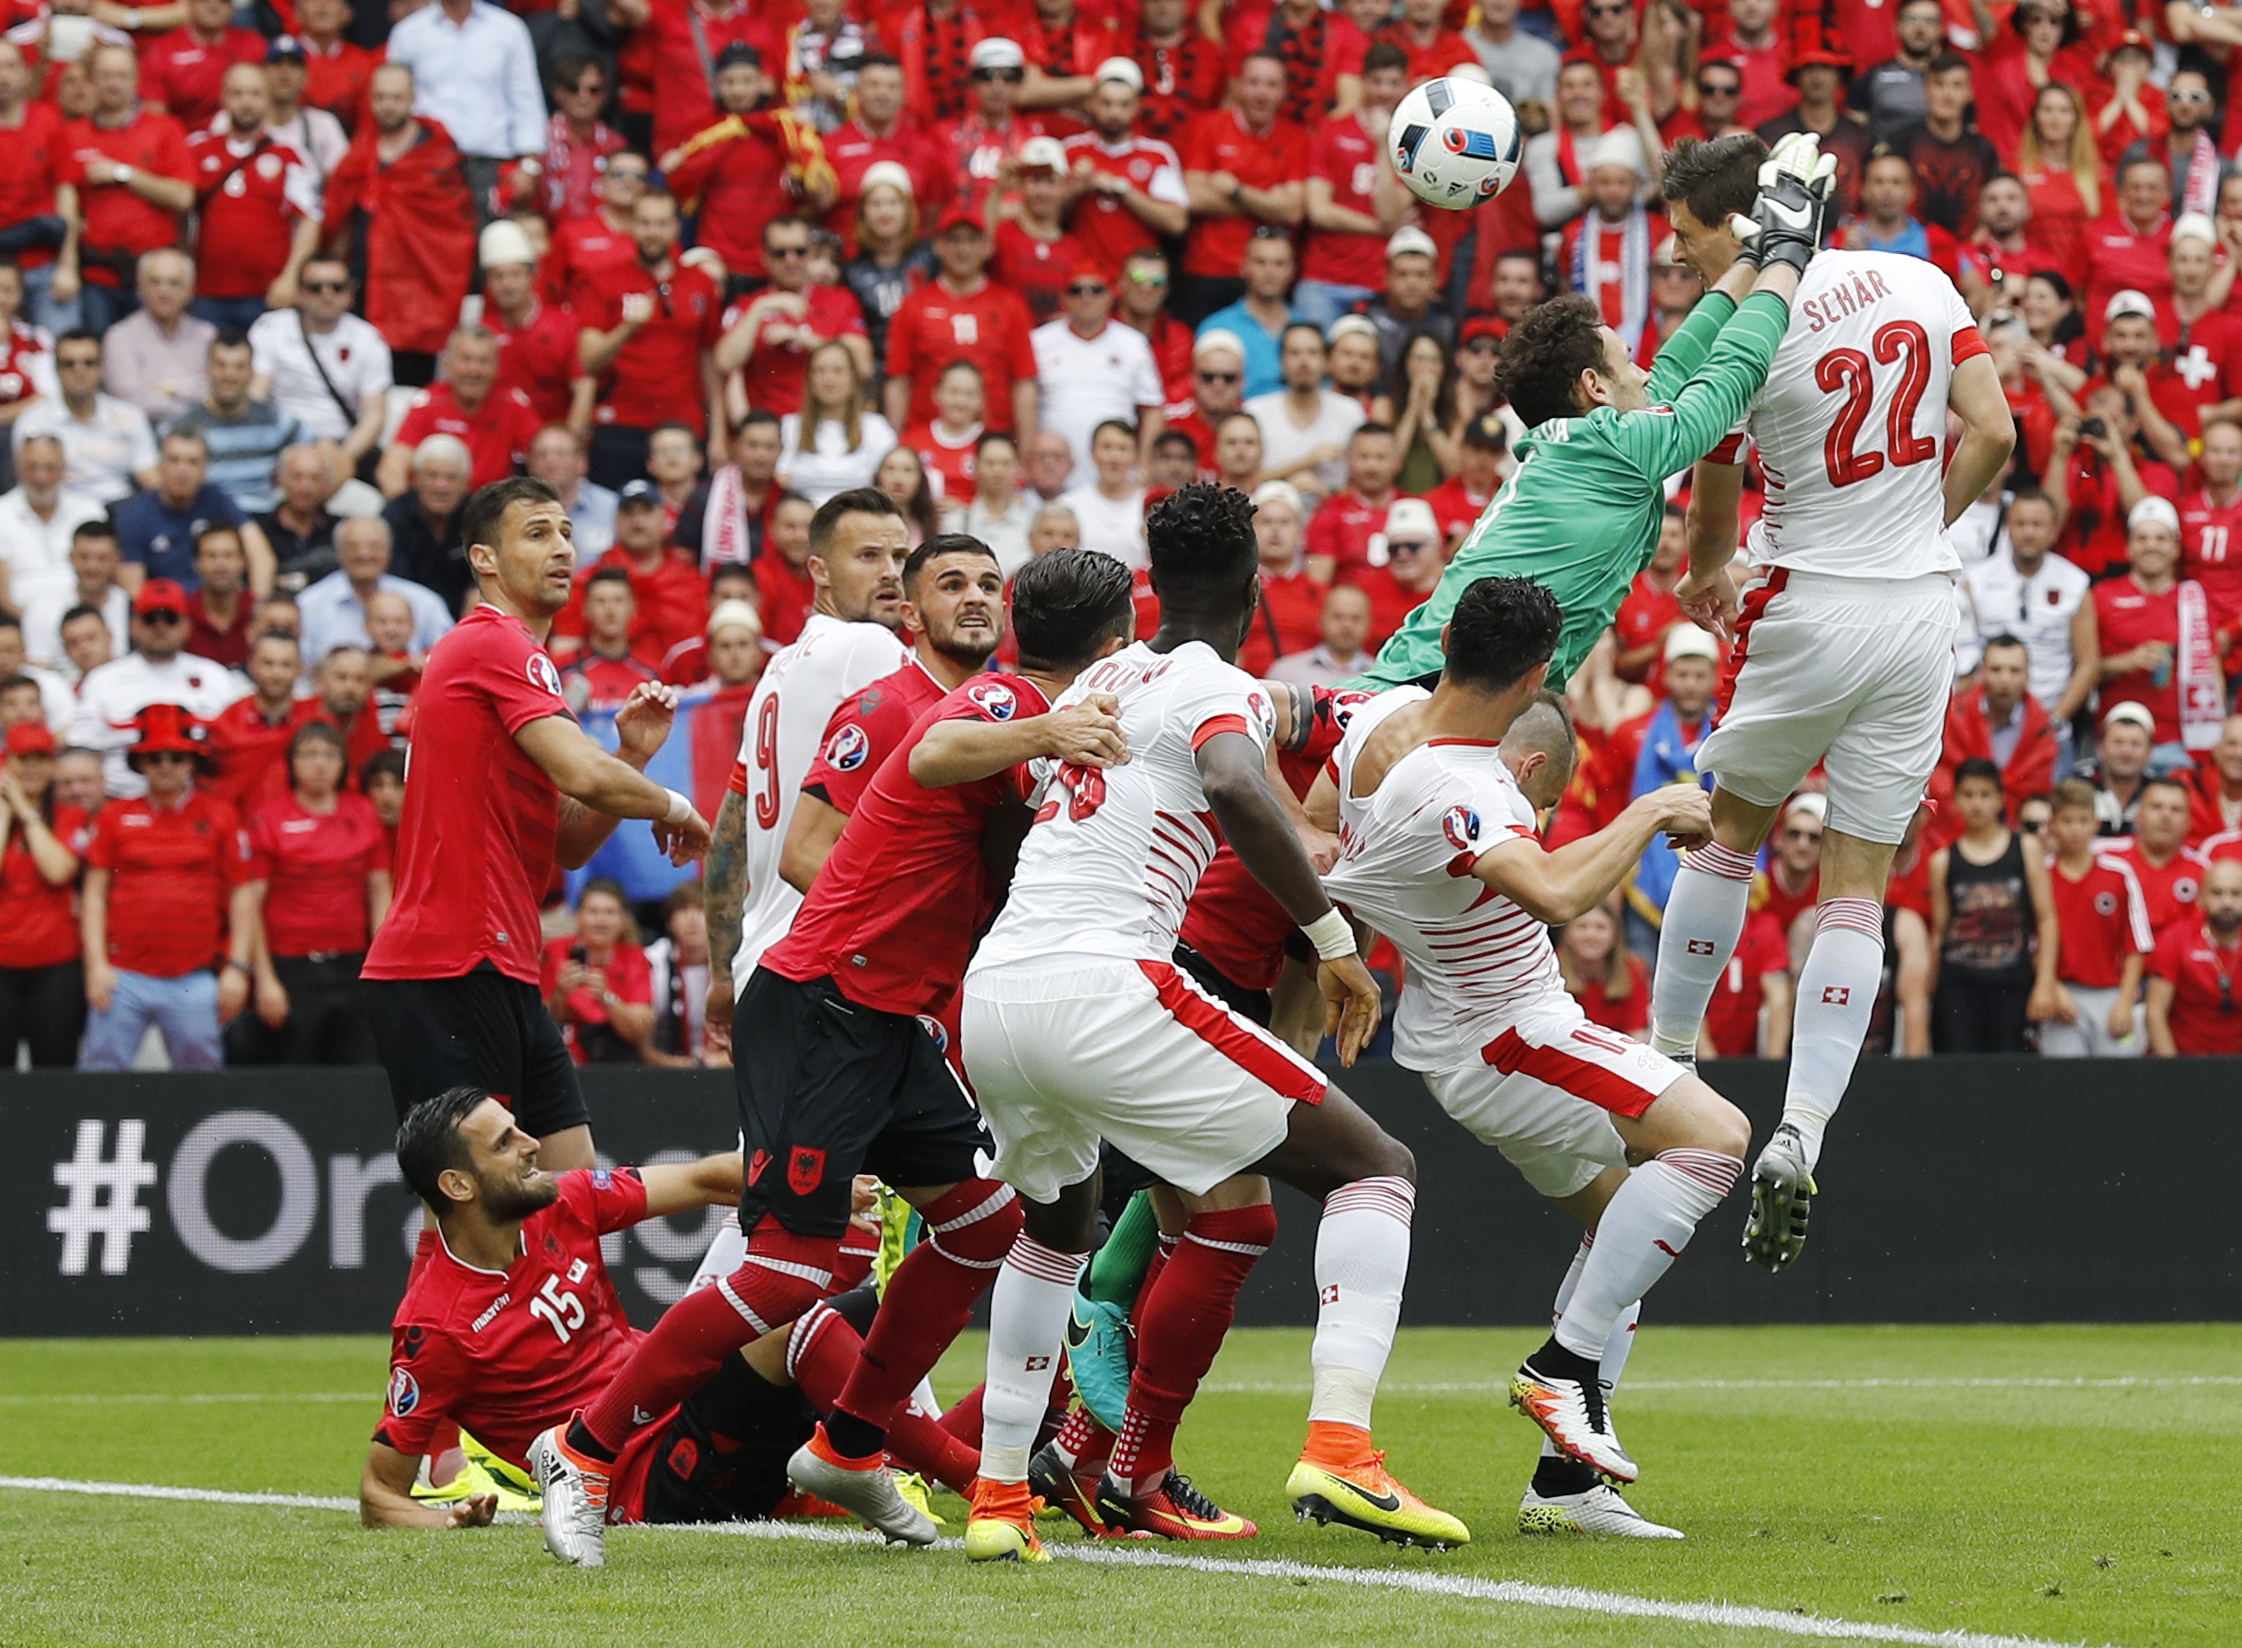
[965,1478,1051,1563]
[1286,1424,1470,1550]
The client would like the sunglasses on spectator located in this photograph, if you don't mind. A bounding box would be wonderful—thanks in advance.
[301,280,349,294]
[973,67,1024,82]
[138,609,185,624]
[1067,281,1108,296]
[1585,3,1628,17]
[1388,540,1434,555]
[2020,817,2046,833]
[2172,88,2213,104]
[1197,369,1239,384]
[767,244,809,260]
[1126,269,1168,287]
[1464,338,1500,353]
[1699,79,1740,97]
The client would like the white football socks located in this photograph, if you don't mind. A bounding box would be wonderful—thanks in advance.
[1308,1176,1414,1429]
[1780,899,1884,1173]
[1649,842,1756,1057]
[978,1235,1085,1484]
[1553,1151,1741,1361]
[1542,1233,1641,1458]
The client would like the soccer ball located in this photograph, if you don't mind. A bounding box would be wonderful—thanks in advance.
[1388,78,1523,209]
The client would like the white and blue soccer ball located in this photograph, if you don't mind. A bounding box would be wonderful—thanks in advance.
[1389,77,1523,210]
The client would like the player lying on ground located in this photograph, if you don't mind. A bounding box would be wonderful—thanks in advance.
[532,550,1138,1566]
[961,484,1465,1564]
[1645,135,2017,1272]
[1358,131,1839,695]
[361,1088,980,1538]
[1313,577,1747,1525]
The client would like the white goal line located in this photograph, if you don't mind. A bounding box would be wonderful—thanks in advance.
[0,1473,2116,1648]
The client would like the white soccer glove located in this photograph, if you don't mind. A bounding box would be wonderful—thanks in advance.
[1728,131,1839,275]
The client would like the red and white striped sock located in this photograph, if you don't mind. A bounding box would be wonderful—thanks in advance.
[1650,840,1756,1058]
[1308,1176,1413,1429]
[1783,898,1884,1172]
[1554,1150,1740,1361]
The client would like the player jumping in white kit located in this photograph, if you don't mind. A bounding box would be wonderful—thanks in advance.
[1652,138,2018,1270]
[1316,575,1749,1512]
[961,484,1467,1562]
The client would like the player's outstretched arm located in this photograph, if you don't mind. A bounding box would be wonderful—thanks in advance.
[1197,728,1380,1064]
[514,713,711,869]
[1942,353,2019,527]
[906,695,1127,788]
[638,1151,744,1217]
[1474,783,1712,923]
[360,1441,495,1530]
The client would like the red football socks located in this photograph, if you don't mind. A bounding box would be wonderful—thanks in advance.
[789,1304,979,1493]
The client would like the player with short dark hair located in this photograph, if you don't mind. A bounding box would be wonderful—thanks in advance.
[361,477,712,1177]
[532,549,1137,1568]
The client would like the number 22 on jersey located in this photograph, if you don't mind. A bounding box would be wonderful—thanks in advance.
[1816,319,1936,489]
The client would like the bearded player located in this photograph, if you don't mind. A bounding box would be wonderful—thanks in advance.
[1645,140,2017,1272]
[1317,579,1746,1529]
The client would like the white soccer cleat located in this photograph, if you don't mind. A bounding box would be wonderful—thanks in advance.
[1510,1344,1638,1484]
[786,1435,938,1547]
[1743,1123,1816,1273]
[528,1423,609,1567]
[1520,1482,1684,1539]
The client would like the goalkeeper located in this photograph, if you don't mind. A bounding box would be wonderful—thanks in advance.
[1359,131,1837,691]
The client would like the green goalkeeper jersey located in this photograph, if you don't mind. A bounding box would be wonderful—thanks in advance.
[1361,288,1793,691]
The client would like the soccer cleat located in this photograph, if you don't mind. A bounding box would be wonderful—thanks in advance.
[964,1477,1050,1563]
[1066,1295,1135,1433]
[891,1470,947,1530]
[1510,1343,1638,1484]
[1095,1469,1258,1540]
[528,1422,609,1567]
[786,1425,938,1547]
[1028,1441,1119,1536]
[1520,1482,1684,1539]
[1286,1441,1470,1549]
[1742,1123,1816,1272]
[417,1428,542,1513]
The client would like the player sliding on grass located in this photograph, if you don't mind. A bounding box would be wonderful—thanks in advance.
[1356,130,1837,696]
[961,484,1466,1563]
[1316,579,1748,1522]
[1646,134,2017,1272]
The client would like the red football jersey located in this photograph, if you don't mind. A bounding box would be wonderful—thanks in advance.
[376,1169,667,1486]
[2095,837,2205,941]
[64,110,192,284]
[302,36,378,123]
[82,790,252,977]
[990,220,1084,327]
[2092,576,2185,743]
[487,299,587,426]
[1178,107,1309,280]
[246,790,389,957]
[800,659,947,817]
[885,276,1039,433]
[548,213,636,311]
[202,697,300,815]
[902,419,981,507]
[1306,488,1392,585]
[1178,685,1369,992]
[1573,955,1652,1037]
[1236,568,1327,677]
[762,671,1051,1015]
[1702,909,1789,1057]
[1061,132,1186,277]
[2049,852,2151,989]
[141,25,266,129]
[550,545,711,667]
[561,649,661,713]
[2179,484,2242,633]
[363,604,575,987]
[394,381,545,491]
[1613,570,1684,694]
[2148,917,2242,1053]
[1752,864,1819,946]
[0,801,87,969]
[541,935,654,1063]
[1301,111,1387,290]
[722,283,868,419]
[580,260,724,433]
[0,101,70,269]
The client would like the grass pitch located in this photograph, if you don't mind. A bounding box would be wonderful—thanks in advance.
[2,1323,2236,1648]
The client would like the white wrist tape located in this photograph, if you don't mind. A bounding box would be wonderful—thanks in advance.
[1303,907,1357,962]
[663,788,694,826]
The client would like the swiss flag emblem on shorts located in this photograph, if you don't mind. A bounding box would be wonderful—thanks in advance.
[788,1147,826,1196]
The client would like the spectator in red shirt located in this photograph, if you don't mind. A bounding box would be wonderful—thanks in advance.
[543,876,655,1065]
[185,64,323,334]
[560,566,661,714]
[577,189,725,491]
[363,590,424,739]
[882,200,1040,438]
[2039,776,2150,1056]
[1422,407,1505,556]
[235,717,389,1064]
[2084,156,2173,328]
[546,150,646,312]
[79,701,255,1069]
[1304,421,1401,585]
[0,720,86,1066]
[1754,792,1825,960]
[477,222,593,432]
[304,641,391,782]
[1935,634,2059,822]
[183,523,255,669]
[1613,504,1685,690]
[1352,495,1444,649]
[140,0,264,138]
[2099,775,2209,941]
[714,216,872,423]
[754,491,819,647]
[67,44,195,335]
[1061,60,1191,280]
[0,40,78,335]
[294,0,376,126]
[1176,53,1308,325]
[552,481,709,667]
[2094,496,2223,772]
[1558,900,1650,1037]
[1700,908,1794,1059]
[2048,379,2181,579]
[2146,855,2242,1054]
[377,329,543,498]
[661,45,835,282]
[203,629,303,814]
[2190,714,2242,843]
[1296,43,1412,330]
[1236,478,1325,675]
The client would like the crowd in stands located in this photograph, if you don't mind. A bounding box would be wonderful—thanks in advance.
[5,0,2242,1066]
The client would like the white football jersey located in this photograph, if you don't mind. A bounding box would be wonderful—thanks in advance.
[728,612,909,992]
[1324,705,1559,1074]
[971,640,1275,970]
[1725,250,1984,581]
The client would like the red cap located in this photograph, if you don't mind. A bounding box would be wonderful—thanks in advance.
[134,578,190,617]
[1460,315,1505,344]
[5,722,54,756]
[1067,259,1111,289]
[1787,47,1853,80]
[127,702,207,763]
[2107,26,2151,55]
[933,200,986,237]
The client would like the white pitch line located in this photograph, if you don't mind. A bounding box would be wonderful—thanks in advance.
[0,1475,2119,1648]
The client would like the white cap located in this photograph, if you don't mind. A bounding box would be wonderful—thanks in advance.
[2129,494,2181,534]
[2173,211,2219,250]
[858,160,914,199]
[2102,700,2157,732]
[1326,314,1379,345]
[1017,135,1070,173]
[706,598,762,641]
[1252,479,1304,518]
[478,219,535,270]
[1445,61,1494,85]
[969,36,1024,69]
[1385,497,1439,541]
[1585,127,1647,179]
[1784,790,1829,824]
[1664,624,1721,663]
[2105,288,2157,324]
[1093,55,1144,91]
[1386,225,1438,263]
[1194,327,1246,362]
